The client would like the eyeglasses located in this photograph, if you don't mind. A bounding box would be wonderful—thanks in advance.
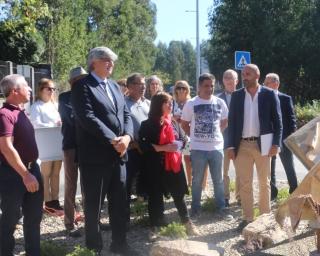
[43,87,56,92]
[176,87,187,91]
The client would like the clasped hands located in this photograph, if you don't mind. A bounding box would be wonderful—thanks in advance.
[111,135,131,157]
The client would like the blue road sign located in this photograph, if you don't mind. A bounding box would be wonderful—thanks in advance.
[235,51,251,70]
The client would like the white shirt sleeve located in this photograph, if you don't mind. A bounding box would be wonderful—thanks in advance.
[181,100,192,122]
[220,98,229,120]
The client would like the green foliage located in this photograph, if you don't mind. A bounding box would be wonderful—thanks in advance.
[131,199,149,226]
[153,41,196,87]
[276,188,290,205]
[207,0,320,102]
[202,197,217,212]
[229,180,236,193]
[66,246,96,256]
[253,207,260,219]
[40,241,68,256]
[295,100,320,128]
[159,222,187,239]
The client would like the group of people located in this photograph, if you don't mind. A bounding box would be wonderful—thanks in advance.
[0,45,298,256]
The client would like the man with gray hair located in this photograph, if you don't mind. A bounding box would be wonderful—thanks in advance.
[71,47,135,255]
[0,74,43,256]
[264,73,297,200]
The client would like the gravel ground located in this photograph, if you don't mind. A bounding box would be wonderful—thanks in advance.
[13,181,320,256]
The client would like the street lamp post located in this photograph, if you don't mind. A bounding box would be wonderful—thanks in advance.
[196,0,200,88]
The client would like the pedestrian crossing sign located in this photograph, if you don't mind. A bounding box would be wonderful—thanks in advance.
[234,51,251,70]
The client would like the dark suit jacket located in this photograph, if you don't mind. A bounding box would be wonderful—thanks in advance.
[71,74,133,165]
[58,91,76,150]
[278,92,296,141]
[217,91,231,149]
[227,86,282,155]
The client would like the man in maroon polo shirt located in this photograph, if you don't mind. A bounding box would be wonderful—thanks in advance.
[0,74,43,256]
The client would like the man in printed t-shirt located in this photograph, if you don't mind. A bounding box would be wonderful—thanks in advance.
[181,73,232,220]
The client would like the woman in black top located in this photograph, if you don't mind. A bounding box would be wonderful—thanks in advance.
[139,92,199,238]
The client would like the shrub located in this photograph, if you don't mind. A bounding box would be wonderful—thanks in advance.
[131,199,149,226]
[253,207,260,219]
[276,188,290,204]
[295,100,320,128]
[40,241,68,256]
[202,197,217,212]
[159,222,187,239]
[66,246,96,256]
[229,180,236,193]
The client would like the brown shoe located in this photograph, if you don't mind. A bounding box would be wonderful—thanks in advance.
[185,221,200,236]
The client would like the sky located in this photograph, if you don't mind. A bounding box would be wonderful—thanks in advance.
[152,0,213,46]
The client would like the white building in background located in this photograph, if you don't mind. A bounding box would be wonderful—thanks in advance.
[200,57,209,74]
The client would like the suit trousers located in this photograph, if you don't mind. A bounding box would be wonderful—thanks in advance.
[270,144,298,198]
[40,160,62,202]
[80,162,127,252]
[63,149,82,229]
[0,163,43,256]
[234,140,271,221]
[223,149,240,200]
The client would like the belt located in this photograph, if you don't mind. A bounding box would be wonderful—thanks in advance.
[24,161,37,170]
[242,137,258,142]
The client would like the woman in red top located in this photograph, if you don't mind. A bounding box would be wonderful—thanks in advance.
[139,92,199,239]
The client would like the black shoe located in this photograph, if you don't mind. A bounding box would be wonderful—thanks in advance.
[51,200,64,211]
[110,243,140,256]
[99,222,110,231]
[237,220,250,231]
[66,227,81,238]
[225,199,230,207]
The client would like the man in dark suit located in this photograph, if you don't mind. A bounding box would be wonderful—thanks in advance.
[58,66,87,237]
[227,64,282,230]
[218,69,240,207]
[71,47,135,255]
[264,73,298,200]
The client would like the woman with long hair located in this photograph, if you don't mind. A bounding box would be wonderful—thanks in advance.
[30,78,63,216]
[139,92,199,239]
[172,80,209,191]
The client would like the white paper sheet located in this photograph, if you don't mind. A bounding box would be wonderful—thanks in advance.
[261,133,273,156]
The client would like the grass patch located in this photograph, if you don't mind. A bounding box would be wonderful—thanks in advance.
[66,246,96,256]
[276,188,290,204]
[253,207,260,219]
[159,222,187,239]
[229,180,236,193]
[201,197,217,212]
[40,241,68,256]
[131,199,149,226]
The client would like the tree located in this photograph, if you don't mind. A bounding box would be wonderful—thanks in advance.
[207,0,320,102]
[0,0,49,62]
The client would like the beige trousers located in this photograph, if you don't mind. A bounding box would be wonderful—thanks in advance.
[40,160,62,202]
[223,149,240,200]
[234,140,271,221]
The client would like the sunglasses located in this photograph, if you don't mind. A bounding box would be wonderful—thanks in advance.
[43,87,56,92]
[176,87,187,91]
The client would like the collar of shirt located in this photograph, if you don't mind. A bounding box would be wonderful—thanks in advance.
[244,85,261,98]
[91,72,107,85]
[3,102,22,111]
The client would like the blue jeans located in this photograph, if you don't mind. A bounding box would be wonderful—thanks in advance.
[190,149,225,213]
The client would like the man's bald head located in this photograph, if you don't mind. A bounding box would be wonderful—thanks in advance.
[241,64,260,88]
[264,73,280,90]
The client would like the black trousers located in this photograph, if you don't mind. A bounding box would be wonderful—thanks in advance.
[80,162,127,252]
[0,163,43,256]
[148,174,189,227]
[270,144,298,199]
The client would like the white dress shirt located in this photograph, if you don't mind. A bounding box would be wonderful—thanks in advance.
[91,72,115,106]
[242,86,261,138]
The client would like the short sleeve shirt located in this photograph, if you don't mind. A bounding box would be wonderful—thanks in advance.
[181,95,228,151]
[0,103,38,163]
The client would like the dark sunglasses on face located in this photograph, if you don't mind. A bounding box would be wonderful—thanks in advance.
[43,87,56,92]
[176,87,187,91]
